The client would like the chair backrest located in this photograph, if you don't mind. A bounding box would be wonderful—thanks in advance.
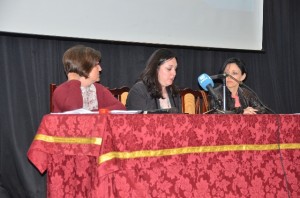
[198,90,209,113]
[50,83,57,112]
[109,86,130,106]
[179,88,209,114]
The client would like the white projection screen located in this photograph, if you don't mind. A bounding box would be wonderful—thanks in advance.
[0,0,264,50]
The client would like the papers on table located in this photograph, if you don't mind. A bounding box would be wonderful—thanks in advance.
[51,108,98,114]
[51,109,143,115]
[109,110,143,114]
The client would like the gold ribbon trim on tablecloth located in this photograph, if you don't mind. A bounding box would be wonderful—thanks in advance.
[98,143,300,164]
[34,134,102,145]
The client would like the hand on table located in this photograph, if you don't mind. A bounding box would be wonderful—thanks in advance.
[243,107,258,114]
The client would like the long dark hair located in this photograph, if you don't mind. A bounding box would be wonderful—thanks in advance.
[139,48,178,98]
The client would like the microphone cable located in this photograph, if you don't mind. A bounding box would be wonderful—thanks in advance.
[224,72,276,114]
[240,83,276,114]
[275,114,291,198]
[225,72,290,196]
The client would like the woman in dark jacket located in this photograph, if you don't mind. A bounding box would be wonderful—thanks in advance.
[126,48,181,113]
[209,57,272,114]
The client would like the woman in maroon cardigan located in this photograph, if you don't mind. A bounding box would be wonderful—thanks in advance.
[52,45,126,113]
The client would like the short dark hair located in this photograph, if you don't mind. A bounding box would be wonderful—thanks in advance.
[220,57,247,75]
[63,45,101,78]
[139,48,178,98]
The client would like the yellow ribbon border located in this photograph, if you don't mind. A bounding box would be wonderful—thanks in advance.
[98,143,300,164]
[34,134,102,145]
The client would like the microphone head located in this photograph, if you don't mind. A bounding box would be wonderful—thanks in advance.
[198,73,214,91]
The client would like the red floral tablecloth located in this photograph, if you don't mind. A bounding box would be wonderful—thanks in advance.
[28,114,107,197]
[28,114,300,197]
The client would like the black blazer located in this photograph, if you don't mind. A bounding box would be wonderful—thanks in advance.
[126,81,182,113]
[209,85,271,114]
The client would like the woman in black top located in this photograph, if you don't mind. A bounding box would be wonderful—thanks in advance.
[126,48,181,113]
[210,57,272,114]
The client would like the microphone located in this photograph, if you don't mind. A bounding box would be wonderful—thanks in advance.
[198,73,222,106]
[224,72,243,85]
[210,73,228,80]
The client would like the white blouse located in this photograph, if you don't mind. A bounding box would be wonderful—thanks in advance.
[80,84,98,110]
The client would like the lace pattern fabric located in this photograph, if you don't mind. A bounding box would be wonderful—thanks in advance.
[81,84,98,110]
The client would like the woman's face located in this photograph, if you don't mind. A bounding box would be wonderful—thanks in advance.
[157,58,177,88]
[224,63,246,89]
[88,63,102,83]
[79,63,102,87]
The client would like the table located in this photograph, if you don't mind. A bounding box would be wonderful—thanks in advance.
[27,114,300,197]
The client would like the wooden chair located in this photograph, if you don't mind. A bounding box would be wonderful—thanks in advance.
[198,90,209,113]
[179,88,209,114]
[109,86,130,106]
[50,83,57,112]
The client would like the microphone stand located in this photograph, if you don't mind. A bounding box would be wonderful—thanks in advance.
[222,77,227,112]
[209,73,234,114]
[207,73,233,114]
[217,74,234,114]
